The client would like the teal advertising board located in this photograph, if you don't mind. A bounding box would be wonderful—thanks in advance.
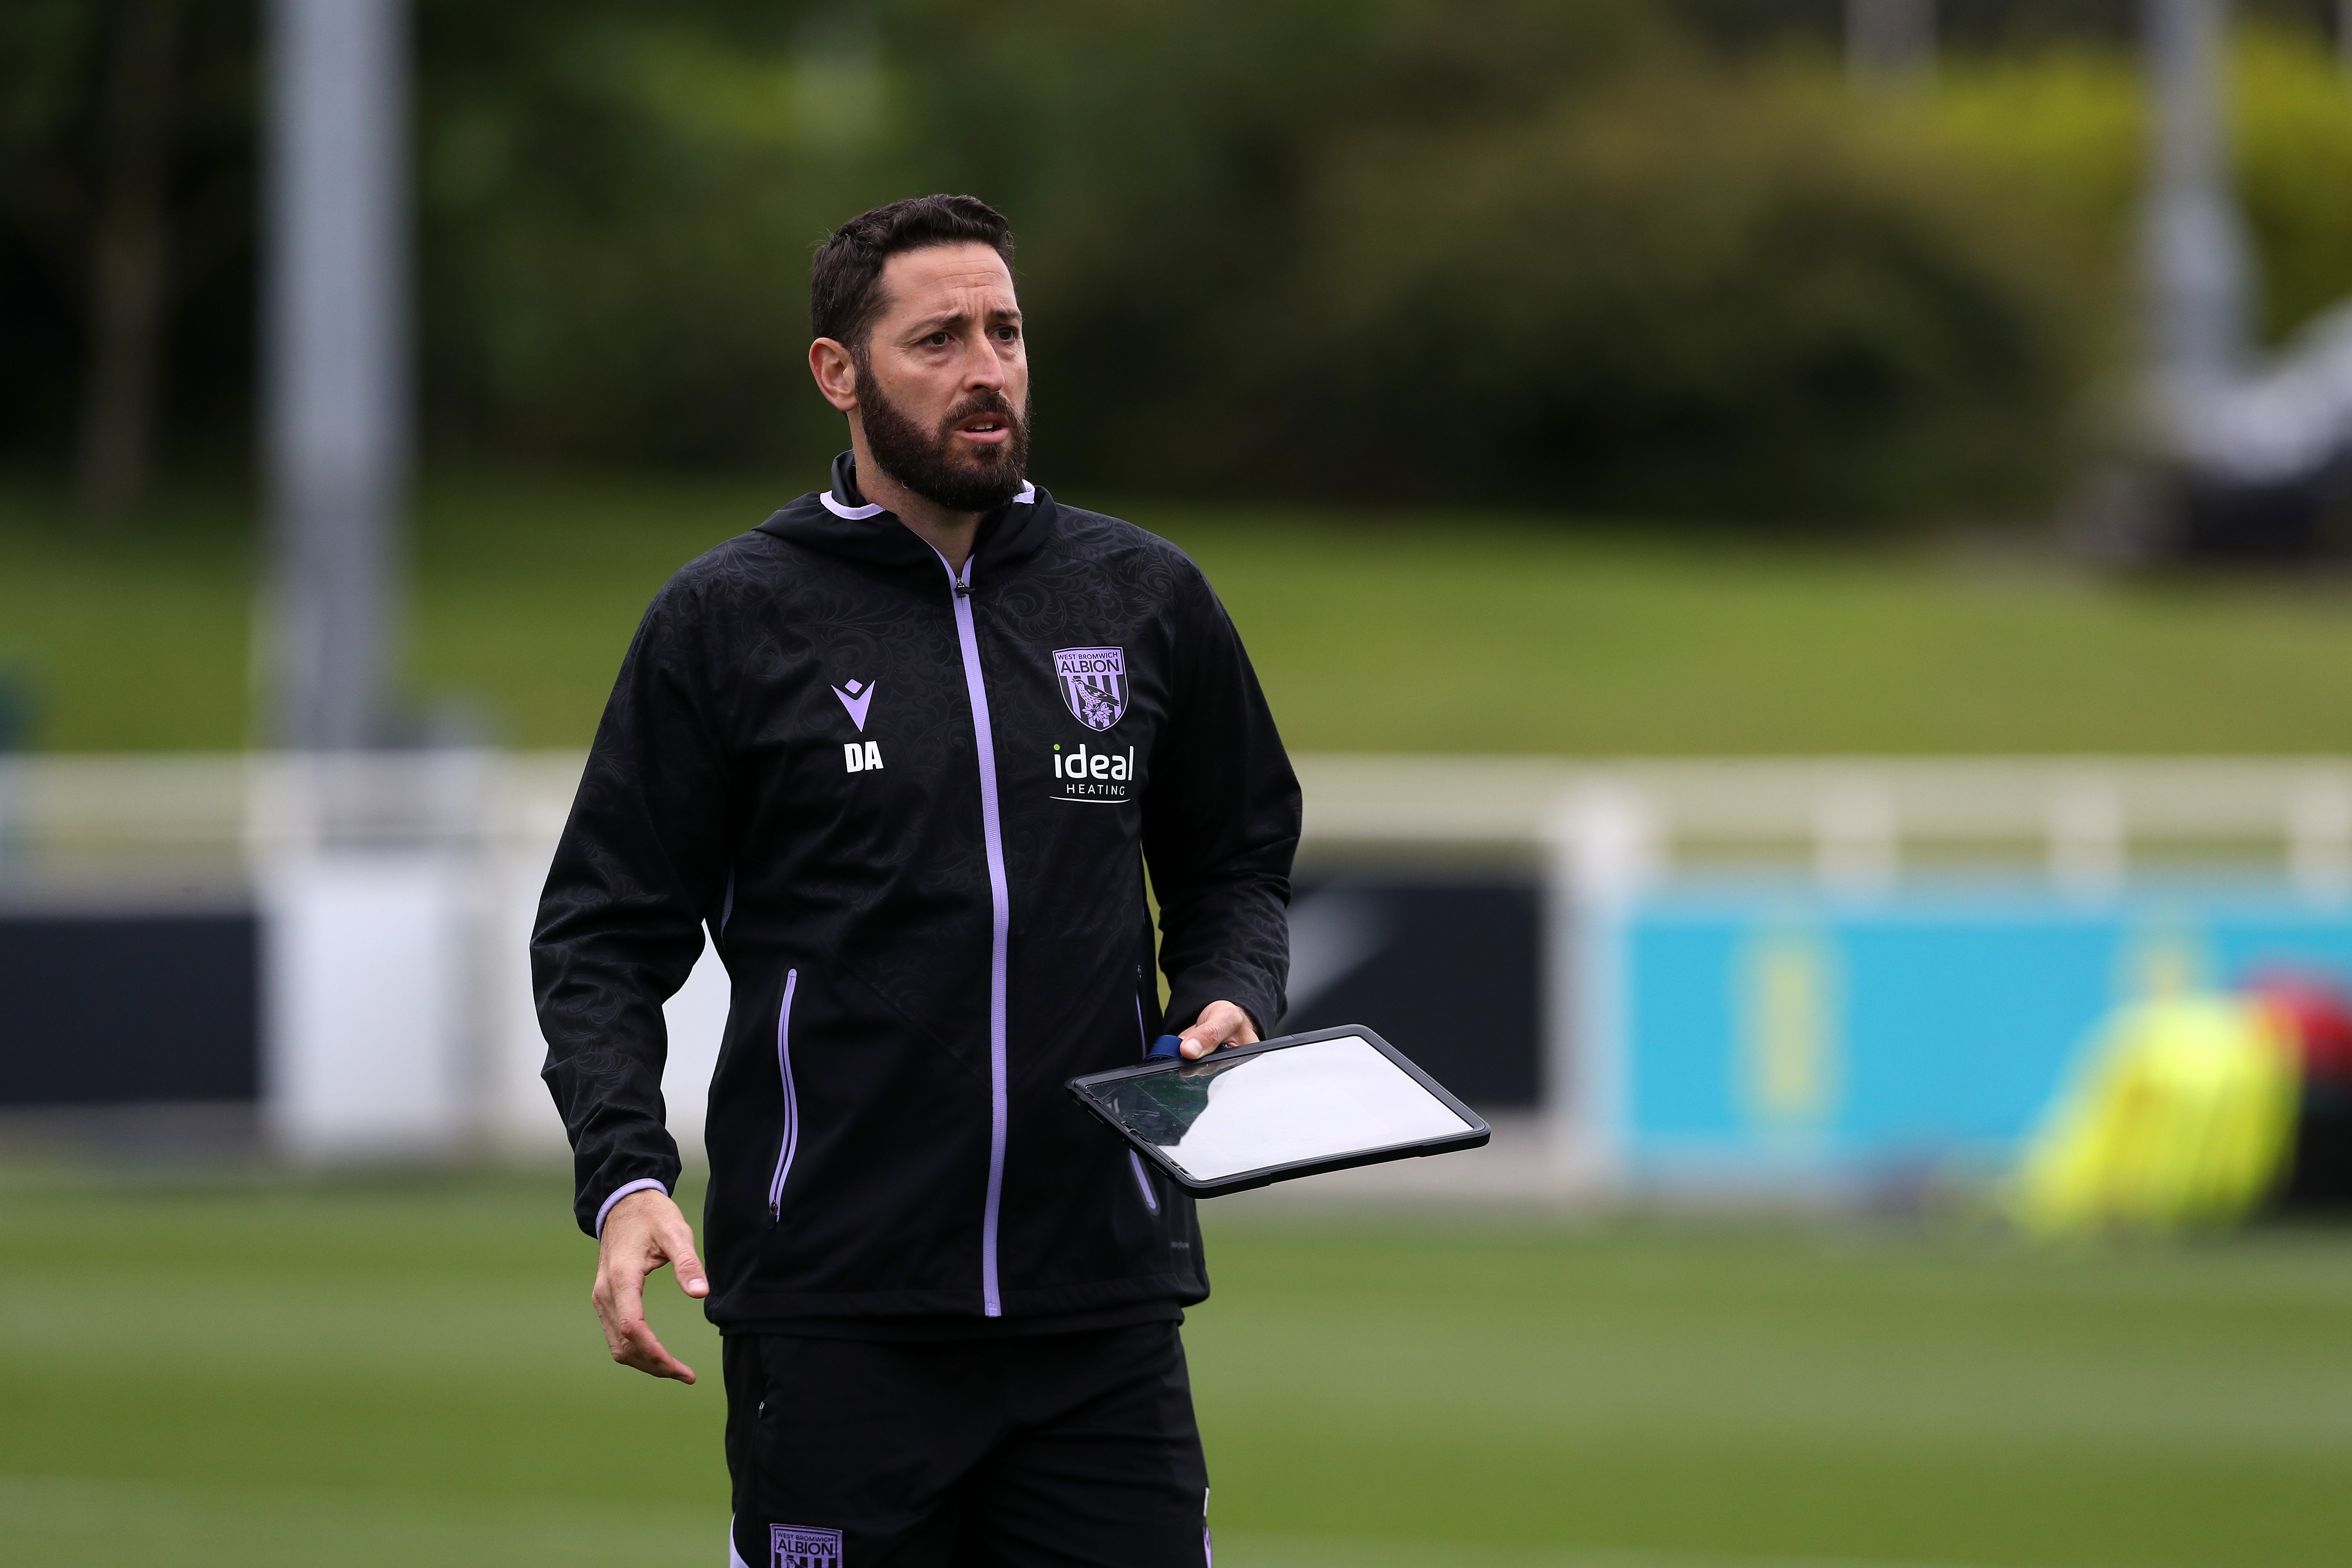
[1616,884,2352,1177]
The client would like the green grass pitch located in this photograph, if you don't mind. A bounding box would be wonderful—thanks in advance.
[11,470,2352,754]
[0,1172,2346,1566]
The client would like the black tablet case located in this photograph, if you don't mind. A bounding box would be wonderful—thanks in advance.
[1067,1024,1491,1197]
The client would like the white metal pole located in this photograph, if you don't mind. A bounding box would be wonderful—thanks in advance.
[1847,0,1936,89]
[265,0,409,753]
[2144,0,2251,406]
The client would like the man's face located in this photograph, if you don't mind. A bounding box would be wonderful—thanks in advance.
[852,242,1031,513]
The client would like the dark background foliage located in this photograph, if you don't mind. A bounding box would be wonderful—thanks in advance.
[2,0,2348,524]
[0,0,256,481]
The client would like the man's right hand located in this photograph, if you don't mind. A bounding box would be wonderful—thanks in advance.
[592,1187,710,1383]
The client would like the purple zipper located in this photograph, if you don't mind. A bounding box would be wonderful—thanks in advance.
[1133,951,1162,1214]
[767,968,800,1220]
[1128,1149,1160,1214]
[934,549,1013,1317]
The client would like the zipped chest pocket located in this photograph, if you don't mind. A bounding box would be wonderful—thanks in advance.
[768,969,800,1222]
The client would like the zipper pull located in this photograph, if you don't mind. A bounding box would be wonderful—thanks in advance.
[953,577,972,598]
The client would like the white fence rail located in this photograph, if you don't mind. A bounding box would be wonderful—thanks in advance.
[5,751,2348,1172]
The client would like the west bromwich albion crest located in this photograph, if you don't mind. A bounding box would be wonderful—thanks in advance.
[771,1524,843,1567]
[1054,646,1127,732]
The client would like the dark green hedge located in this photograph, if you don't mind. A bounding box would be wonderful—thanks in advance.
[407,1,2100,522]
[12,1,2350,524]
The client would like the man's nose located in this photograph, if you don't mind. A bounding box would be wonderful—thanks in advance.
[958,337,1006,391]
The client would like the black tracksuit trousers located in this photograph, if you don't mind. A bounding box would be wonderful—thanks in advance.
[723,1323,1211,1568]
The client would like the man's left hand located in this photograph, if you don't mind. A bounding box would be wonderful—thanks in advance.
[1176,1000,1259,1060]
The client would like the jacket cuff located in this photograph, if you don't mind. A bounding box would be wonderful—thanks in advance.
[593,1178,671,1238]
[1164,976,1283,1045]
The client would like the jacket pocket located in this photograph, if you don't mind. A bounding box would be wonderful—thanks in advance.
[767,969,800,1223]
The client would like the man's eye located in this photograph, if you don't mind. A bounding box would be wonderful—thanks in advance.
[924,333,950,347]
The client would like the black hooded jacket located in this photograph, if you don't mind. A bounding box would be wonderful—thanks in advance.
[533,457,1299,1332]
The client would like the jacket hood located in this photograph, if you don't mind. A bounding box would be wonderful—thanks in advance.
[755,450,1050,576]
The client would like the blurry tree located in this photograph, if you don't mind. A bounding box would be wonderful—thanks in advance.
[412,0,919,466]
[1929,24,2352,346]
[898,0,1663,502]
[5,0,2352,527]
[2231,28,2352,344]
[910,1,2090,519]
[386,0,2142,520]
[1669,0,2341,51]
[75,0,183,524]
[0,0,255,523]
[1274,60,2092,518]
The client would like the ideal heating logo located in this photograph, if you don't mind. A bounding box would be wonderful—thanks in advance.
[1052,741,1134,802]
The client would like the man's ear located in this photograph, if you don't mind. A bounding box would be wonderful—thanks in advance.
[809,337,860,412]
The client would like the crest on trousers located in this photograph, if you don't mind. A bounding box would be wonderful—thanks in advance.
[1054,646,1127,731]
[771,1525,843,1567]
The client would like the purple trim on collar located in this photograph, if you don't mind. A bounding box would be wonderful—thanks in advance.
[820,489,885,519]
[823,479,1032,518]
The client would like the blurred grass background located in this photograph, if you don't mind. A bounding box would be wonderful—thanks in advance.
[11,473,2352,754]
[2,1175,2347,1568]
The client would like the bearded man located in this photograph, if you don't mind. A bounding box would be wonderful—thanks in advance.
[533,193,1299,1567]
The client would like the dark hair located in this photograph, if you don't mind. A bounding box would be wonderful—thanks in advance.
[810,194,1016,351]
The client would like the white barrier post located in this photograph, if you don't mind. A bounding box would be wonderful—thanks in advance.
[2288,776,2352,905]
[254,752,483,1162]
[1542,783,1659,1190]
[2047,778,2126,900]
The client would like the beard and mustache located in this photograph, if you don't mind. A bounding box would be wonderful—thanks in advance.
[856,359,1032,514]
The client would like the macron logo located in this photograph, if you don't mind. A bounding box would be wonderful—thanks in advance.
[831,678,875,732]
